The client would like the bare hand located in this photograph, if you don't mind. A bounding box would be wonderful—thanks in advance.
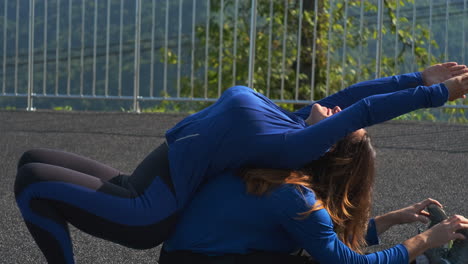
[422,62,468,86]
[403,214,468,261]
[424,215,468,249]
[392,198,442,225]
[443,73,468,101]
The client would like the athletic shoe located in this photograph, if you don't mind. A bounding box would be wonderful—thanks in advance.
[446,228,468,264]
[427,204,448,228]
[424,205,450,263]
[424,204,468,264]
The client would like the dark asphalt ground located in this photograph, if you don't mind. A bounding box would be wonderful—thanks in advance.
[0,110,467,263]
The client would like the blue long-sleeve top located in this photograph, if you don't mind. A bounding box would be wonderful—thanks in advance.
[165,72,448,207]
[163,172,409,264]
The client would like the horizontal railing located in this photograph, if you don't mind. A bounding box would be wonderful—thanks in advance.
[0,0,467,111]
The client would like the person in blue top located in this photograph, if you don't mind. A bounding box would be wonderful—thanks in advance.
[160,140,468,263]
[14,62,468,264]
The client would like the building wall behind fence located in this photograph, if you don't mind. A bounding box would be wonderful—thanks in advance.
[0,0,467,111]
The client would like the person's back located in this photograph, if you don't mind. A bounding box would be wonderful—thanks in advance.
[163,171,303,255]
[165,86,307,207]
[162,172,409,264]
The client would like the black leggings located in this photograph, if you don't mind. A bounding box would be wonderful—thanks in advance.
[14,143,179,264]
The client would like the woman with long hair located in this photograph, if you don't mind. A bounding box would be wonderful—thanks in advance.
[160,132,468,263]
[14,63,468,263]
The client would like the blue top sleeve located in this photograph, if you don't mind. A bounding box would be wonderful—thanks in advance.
[366,218,380,246]
[293,72,424,119]
[274,83,448,168]
[269,186,409,264]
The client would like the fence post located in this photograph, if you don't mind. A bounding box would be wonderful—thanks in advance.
[247,0,257,88]
[444,0,450,62]
[133,0,141,113]
[27,0,35,111]
[2,0,7,95]
[326,0,333,96]
[280,0,287,99]
[310,0,318,100]
[295,0,303,100]
[15,0,19,95]
[375,0,383,79]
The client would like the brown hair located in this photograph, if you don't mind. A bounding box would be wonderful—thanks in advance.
[240,132,375,253]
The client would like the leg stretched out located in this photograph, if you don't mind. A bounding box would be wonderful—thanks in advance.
[14,144,179,264]
[17,148,121,182]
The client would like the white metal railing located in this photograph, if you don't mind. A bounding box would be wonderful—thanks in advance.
[0,0,467,111]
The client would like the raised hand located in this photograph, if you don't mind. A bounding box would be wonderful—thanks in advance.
[374,198,442,235]
[422,62,468,86]
[403,214,468,262]
[424,215,468,249]
[392,198,442,225]
[443,72,468,101]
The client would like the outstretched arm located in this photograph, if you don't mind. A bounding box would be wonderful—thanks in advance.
[247,74,467,170]
[404,215,468,262]
[374,199,442,236]
[273,188,409,263]
[278,83,449,168]
[293,62,468,120]
[274,189,468,264]
[272,73,468,169]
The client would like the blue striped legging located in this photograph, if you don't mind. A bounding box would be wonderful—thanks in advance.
[14,143,179,264]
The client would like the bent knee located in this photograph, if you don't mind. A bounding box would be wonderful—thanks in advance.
[14,163,44,197]
[17,149,46,170]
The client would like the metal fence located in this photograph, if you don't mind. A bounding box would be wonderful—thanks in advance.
[0,0,467,111]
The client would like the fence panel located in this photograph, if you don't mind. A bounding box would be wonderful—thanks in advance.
[0,0,466,111]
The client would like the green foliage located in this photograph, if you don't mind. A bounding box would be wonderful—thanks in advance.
[139,101,212,114]
[395,108,468,124]
[0,0,466,123]
[164,0,466,121]
[393,109,437,122]
[52,105,73,111]
[0,106,17,110]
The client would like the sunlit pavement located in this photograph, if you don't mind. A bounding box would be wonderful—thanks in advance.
[1,110,467,263]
